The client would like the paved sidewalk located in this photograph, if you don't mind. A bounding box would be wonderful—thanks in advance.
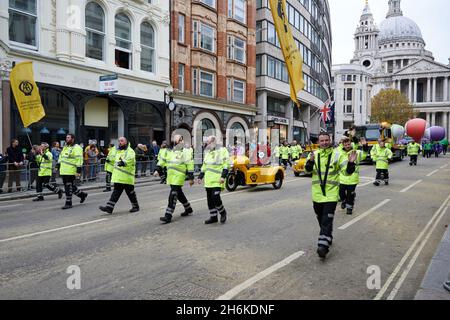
[415,225,450,300]
[0,176,161,202]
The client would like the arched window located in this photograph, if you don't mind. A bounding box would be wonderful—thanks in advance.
[141,22,155,73]
[9,0,38,48]
[115,13,132,69]
[85,2,105,60]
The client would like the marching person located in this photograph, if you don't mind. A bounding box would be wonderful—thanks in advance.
[279,141,291,168]
[99,137,139,214]
[407,140,421,166]
[371,139,393,187]
[32,143,63,202]
[56,134,88,210]
[197,136,230,225]
[339,137,368,215]
[155,135,194,224]
[290,140,303,162]
[304,132,357,259]
[157,141,169,184]
[103,143,116,192]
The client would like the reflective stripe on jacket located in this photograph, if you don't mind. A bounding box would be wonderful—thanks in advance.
[111,146,136,185]
[340,149,367,185]
[37,150,53,177]
[407,143,420,156]
[165,146,194,186]
[105,147,116,173]
[202,147,230,189]
[370,145,393,170]
[58,144,83,176]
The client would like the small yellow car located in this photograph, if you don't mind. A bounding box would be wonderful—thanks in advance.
[226,156,285,192]
[293,145,318,177]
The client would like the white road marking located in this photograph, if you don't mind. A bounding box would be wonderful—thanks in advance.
[400,180,423,193]
[359,181,374,188]
[440,164,448,169]
[387,205,449,300]
[216,251,305,300]
[0,218,109,243]
[0,204,23,210]
[338,199,391,231]
[374,193,450,300]
[426,169,439,177]
[360,176,375,181]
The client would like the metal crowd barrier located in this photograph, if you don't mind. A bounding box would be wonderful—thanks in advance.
[0,160,158,194]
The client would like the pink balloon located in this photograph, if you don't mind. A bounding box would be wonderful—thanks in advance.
[406,119,427,143]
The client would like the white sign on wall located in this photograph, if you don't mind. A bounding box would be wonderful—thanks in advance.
[99,74,118,94]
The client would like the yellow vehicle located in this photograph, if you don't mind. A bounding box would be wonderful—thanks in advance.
[226,156,285,192]
[293,144,318,177]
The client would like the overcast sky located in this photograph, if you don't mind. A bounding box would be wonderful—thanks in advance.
[329,0,450,65]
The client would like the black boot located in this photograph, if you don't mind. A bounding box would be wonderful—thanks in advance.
[341,202,346,210]
[220,211,227,224]
[347,208,353,215]
[317,246,329,259]
[79,192,88,203]
[62,202,73,210]
[373,181,380,186]
[160,214,172,224]
[58,189,63,199]
[181,207,193,217]
[33,196,44,202]
[204,216,218,225]
[103,188,111,192]
[99,206,113,214]
[129,205,140,213]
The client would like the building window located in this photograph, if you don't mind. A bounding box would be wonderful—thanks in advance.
[227,78,245,104]
[85,2,105,60]
[193,69,215,98]
[345,105,353,114]
[267,22,280,47]
[228,0,246,24]
[227,36,246,63]
[256,21,263,43]
[141,22,155,73]
[178,14,185,43]
[193,21,215,53]
[9,0,38,48]
[346,88,353,101]
[267,97,286,117]
[256,55,262,76]
[178,64,185,92]
[115,13,132,69]
[200,0,216,9]
[267,56,288,83]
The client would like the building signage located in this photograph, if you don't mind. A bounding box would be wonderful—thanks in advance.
[267,116,289,126]
[99,74,118,94]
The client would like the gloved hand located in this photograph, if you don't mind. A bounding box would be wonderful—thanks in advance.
[118,160,125,167]
[55,163,60,171]
[76,167,82,175]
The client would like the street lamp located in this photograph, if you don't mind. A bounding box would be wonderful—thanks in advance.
[164,86,176,140]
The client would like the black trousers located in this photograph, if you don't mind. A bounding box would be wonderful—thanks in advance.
[36,176,60,197]
[339,184,357,209]
[410,155,418,165]
[8,165,22,191]
[29,167,38,187]
[281,159,291,167]
[376,169,389,182]
[165,185,192,217]
[313,202,337,250]
[61,175,87,204]
[0,171,6,191]
[206,187,226,217]
[105,171,112,189]
[105,183,138,210]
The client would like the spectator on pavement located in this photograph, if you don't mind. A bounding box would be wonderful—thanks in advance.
[0,152,7,194]
[6,139,24,193]
[135,144,149,177]
[27,145,39,190]
[87,144,99,181]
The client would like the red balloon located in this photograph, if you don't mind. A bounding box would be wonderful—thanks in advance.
[406,119,427,143]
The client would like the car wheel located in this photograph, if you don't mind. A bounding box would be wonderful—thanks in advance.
[273,171,283,189]
[226,173,238,192]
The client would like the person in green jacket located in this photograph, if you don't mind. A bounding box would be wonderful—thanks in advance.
[158,141,169,184]
[339,137,368,215]
[304,132,357,259]
[103,143,116,192]
[371,139,393,186]
[99,137,139,214]
[197,136,230,225]
[290,140,303,162]
[407,141,421,166]
[56,134,88,210]
[279,141,291,168]
[33,142,63,202]
[155,135,194,224]
[424,142,433,158]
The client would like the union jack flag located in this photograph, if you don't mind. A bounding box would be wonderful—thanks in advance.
[320,100,335,124]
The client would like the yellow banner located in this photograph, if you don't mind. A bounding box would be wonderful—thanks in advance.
[269,0,305,106]
[10,61,45,128]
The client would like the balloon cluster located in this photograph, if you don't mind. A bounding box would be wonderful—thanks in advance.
[405,119,446,143]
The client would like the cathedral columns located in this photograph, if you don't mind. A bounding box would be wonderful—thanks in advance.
[443,112,448,138]
[444,76,449,102]
[408,79,412,102]
[427,77,431,102]
[432,77,437,102]
[426,113,431,125]
[431,112,436,126]
[413,78,417,103]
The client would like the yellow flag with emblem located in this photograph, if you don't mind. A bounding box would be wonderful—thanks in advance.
[269,0,305,106]
[10,61,46,128]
